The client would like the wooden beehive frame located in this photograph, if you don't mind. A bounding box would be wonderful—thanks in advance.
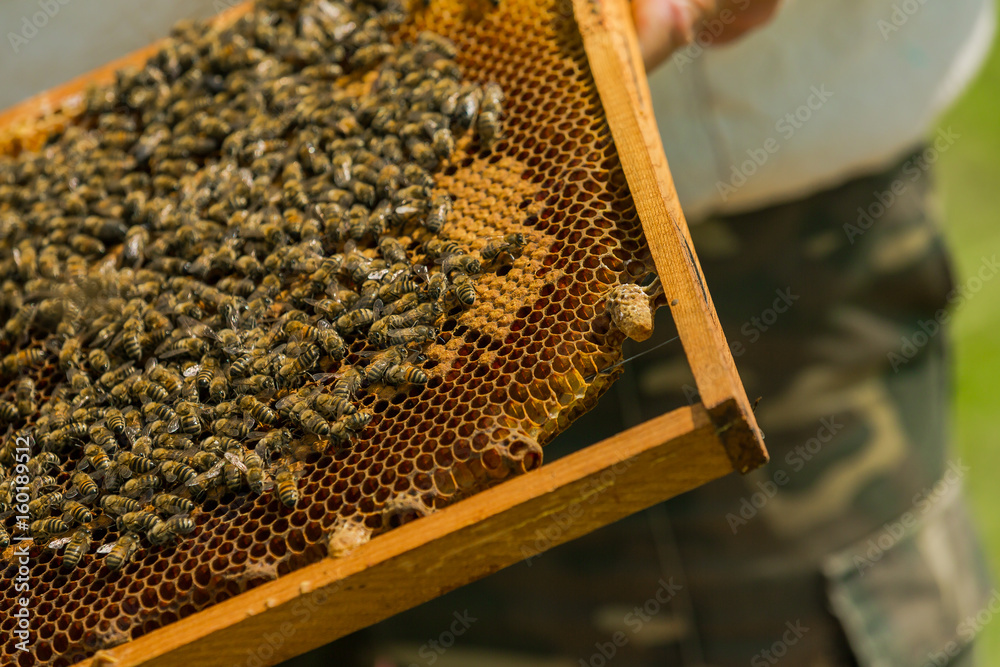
[0,0,767,664]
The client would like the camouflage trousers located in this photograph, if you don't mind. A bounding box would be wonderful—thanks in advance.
[298,148,992,667]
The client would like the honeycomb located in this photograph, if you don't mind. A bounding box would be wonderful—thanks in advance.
[0,0,666,664]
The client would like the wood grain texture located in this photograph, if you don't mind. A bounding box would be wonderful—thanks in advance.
[75,404,734,667]
[574,0,767,473]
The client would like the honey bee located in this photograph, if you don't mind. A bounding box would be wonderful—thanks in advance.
[423,196,451,234]
[83,444,112,472]
[274,467,301,508]
[236,374,276,395]
[105,407,127,438]
[228,353,255,379]
[477,83,504,149]
[27,452,60,477]
[153,493,195,515]
[88,349,111,374]
[454,85,483,130]
[98,362,137,390]
[62,500,94,525]
[148,515,196,545]
[340,410,373,433]
[254,427,292,460]
[122,473,162,498]
[332,367,364,400]
[290,403,328,437]
[90,425,119,453]
[364,346,406,384]
[100,494,142,516]
[1,348,46,376]
[209,375,229,403]
[144,368,180,402]
[336,308,376,336]
[29,475,58,496]
[161,336,210,359]
[160,460,198,485]
[0,400,20,424]
[117,451,157,475]
[431,128,455,159]
[213,416,255,439]
[384,326,438,347]
[186,461,225,499]
[1,303,36,345]
[384,364,429,386]
[58,336,82,370]
[222,454,246,492]
[122,317,144,360]
[238,395,276,425]
[0,525,8,550]
[120,510,163,533]
[450,273,477,306]
[105,533,140,571]
[481,232,528,266]
[15,377,36,417]
[71,472,100,501]
[31,517,68,539]
[191,450,220,472]
[28,491,63,520]
[61,527,92,570]
[440,253,482,276]
[143,402,178,424]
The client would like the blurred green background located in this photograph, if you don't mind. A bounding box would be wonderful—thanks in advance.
[937,17,1000,663]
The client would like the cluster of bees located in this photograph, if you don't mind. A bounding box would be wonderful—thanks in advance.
[0,0,526,571]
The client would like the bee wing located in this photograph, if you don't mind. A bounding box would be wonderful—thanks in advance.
[253,441,271,461]
[96,543,116,555]
[224,451,248,472]
[166,417,181,433]
[47,536,72,550]
[153,334,179,357]
[188,461,224,488]
[274,391,301,412]
[182,364,202,378]
[43,336,63,355]
[177,315,217,341]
